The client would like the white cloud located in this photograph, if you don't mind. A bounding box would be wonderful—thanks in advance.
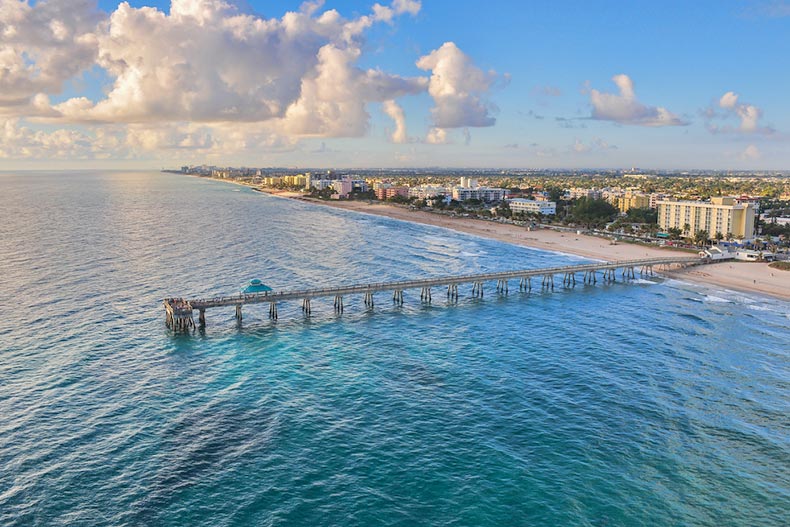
[0,0,101,107]
[740,144,761,160]
[0,1,508,161]
[425,127,447,144]
[719,91,739,109]
[416,42,498,128]
[706,91,774,135]
[279,44,426,137]
[0,118,124,159]
[372,0,421,22]
[12,0,424,130]
[589,74,686,126]
[382,100,408,143]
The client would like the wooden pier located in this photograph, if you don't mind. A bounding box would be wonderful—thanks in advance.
[163,256,706,331]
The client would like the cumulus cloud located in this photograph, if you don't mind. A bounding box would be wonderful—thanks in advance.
[0,0,101,107]
[425,127,447,144]
[47,0,424,127]
[416,42,498,129]
[0,0,503,161]
[0,118,124,159]
[589,74,686,127]
[705,91,774,135]
[280,44,426,137]
[382,100,408,143]
[719,91,739,109]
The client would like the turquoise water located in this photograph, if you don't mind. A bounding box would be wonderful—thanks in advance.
[0,171,788,526]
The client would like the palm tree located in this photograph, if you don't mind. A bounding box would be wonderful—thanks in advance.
[694,230,710,247]
[683,223,691,238]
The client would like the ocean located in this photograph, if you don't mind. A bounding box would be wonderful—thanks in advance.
[0,171,787,526]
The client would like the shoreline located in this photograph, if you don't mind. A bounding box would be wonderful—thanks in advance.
[194,176,790,302]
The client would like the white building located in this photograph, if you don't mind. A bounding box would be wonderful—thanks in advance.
[311,179,334,191]
[568,188,602,200]
[452,187,508,202]
[507,198,556,216]
[459,177,479,189]
[408,185,449,199]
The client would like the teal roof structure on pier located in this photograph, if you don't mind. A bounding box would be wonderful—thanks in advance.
[242,279,273,294]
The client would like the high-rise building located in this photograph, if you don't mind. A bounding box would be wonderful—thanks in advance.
[656,197,755,240]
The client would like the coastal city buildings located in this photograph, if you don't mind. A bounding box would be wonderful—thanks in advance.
[375,186,409,200]
[568,188,603,200]
[507,198,557,216]
[613,192,651,213]
[452,186,509,202]
[452,177,508,202]
[332,177,368,198]
[176,166,789,248]
[657,197,756,240]
[408,185,450,199]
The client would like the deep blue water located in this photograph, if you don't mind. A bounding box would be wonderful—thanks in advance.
[0,171,788,526]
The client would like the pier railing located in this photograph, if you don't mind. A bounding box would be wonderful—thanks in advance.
[164,256,705,330]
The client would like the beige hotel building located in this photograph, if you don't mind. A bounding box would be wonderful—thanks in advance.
[657,197,755,240]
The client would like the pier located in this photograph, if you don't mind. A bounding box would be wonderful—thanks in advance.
[164,256,706,331]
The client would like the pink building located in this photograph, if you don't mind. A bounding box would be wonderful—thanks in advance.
[375,187,409,200]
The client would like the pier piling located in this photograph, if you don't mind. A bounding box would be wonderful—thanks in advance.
[164,257,708,331]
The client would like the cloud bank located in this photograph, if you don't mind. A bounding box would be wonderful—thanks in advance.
[0,0,500,160]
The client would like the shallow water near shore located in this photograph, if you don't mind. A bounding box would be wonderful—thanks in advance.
[1,171,788,526]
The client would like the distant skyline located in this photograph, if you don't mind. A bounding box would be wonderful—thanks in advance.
[1,0,789,170]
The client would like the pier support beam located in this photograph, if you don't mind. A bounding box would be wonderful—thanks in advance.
[420,287,432,303]
[447,284,459,302]
[496,279,508,294]
[301,298,311,316]
[198,309,206,328]
[392,290,404,305]
[235,304,243,322]
[364,292,374,308]
[269,302,278,320]
[334,295,344,313]
[471,281,484,298]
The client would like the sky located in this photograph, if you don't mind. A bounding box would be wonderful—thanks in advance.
[1,0,789,170]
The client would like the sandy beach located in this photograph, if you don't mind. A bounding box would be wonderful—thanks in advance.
[290,196,790,301]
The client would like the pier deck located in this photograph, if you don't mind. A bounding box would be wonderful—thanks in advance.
[164,256,706,330]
